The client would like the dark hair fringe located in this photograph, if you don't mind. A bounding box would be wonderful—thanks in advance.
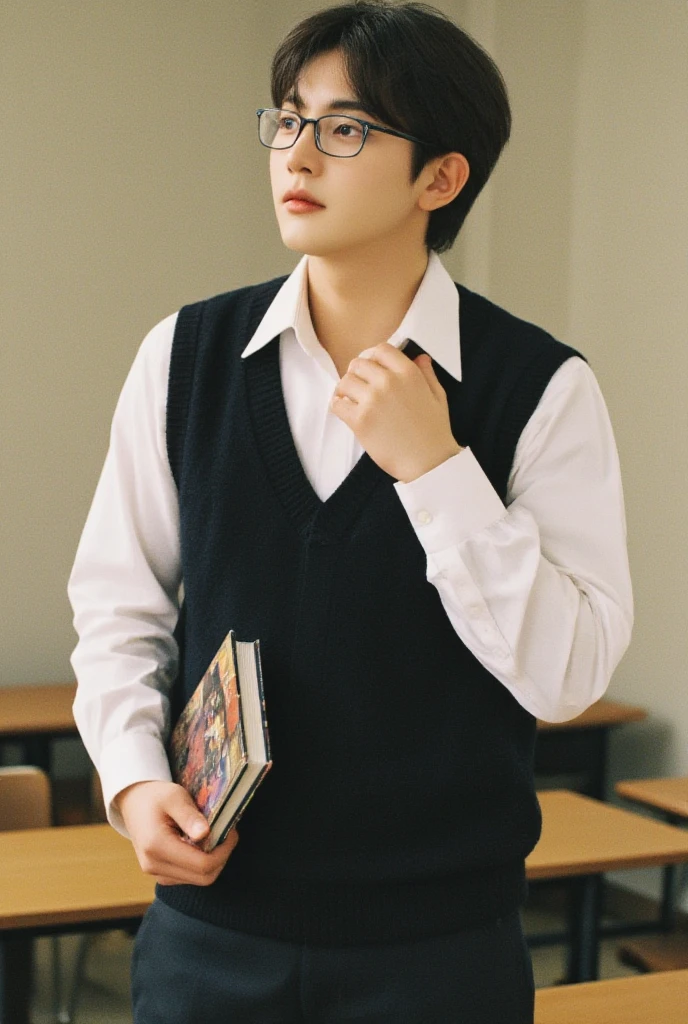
[270,0,511,253]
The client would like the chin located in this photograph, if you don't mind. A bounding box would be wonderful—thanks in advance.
[277,204,373,250]
[278,231,339,258]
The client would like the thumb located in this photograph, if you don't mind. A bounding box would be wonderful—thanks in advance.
[169,786,209,840]
[415,354,443,397]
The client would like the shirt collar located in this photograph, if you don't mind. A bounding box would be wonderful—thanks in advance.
[240,250,461,382]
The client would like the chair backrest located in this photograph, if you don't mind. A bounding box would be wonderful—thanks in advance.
[0,765,52,830]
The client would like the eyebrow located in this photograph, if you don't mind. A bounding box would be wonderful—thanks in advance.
[282,90,379,120]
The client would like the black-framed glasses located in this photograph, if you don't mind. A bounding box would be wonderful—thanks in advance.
[256,107,432,158]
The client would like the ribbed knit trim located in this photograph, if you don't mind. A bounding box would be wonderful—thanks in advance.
[454,283,586,496]
[166,302,203,490]
[166,277,288,491]
[156,859,527,946]
[495,344,585,491]
[243,341,391,543]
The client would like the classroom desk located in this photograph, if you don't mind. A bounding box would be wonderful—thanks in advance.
[616,775,688,926]
[528,790,688,983]
[0,823,153,933]
[615,776,688,970]
[534,967,688,1024]
[616,776,688,821]
[535,698,647,800]
[0,682,78,774]
[0,823,154,1020]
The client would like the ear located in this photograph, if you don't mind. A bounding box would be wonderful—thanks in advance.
[417,152,470,213]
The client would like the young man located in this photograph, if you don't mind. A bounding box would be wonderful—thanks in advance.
[68,3,633,1022]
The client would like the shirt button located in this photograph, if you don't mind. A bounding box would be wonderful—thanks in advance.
[417,510,433,525]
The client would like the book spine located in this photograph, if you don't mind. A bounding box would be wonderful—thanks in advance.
[214,759,273,846]
[252,639,272,762]
[230,628,248,760]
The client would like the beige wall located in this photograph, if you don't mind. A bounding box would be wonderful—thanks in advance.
[1,0,299,684]
[2,2,686,897]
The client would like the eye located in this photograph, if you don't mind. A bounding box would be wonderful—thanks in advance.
[333,121,362,138]
[278,116,299,130]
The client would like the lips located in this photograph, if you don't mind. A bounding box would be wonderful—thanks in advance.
[283,190,324,207]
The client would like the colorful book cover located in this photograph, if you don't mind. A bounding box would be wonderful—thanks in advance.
[168,631,248,828]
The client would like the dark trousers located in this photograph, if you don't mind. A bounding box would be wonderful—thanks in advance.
[131,899,534,1023]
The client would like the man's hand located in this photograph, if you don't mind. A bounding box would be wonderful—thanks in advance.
[330,344,463,483]
[114,780,239,886]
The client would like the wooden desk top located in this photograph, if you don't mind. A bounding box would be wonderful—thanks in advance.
[527,790,688,879]
[615,776,688,820]
[0,824,154,930]
[0,682,77,736]
[537,697,647,732]
[534,968,688,1024]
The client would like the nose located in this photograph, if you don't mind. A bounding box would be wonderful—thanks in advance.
[286,119,321,170]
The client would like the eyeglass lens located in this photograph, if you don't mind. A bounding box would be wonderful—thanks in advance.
[259,109,365,157]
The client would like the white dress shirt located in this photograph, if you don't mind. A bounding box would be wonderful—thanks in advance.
[68,251,633,834]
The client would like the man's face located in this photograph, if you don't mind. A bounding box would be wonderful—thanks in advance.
[269,49,431,259]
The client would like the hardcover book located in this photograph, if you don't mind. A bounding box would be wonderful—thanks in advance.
[168,629,272,852]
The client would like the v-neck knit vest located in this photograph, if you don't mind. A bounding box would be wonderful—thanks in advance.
[158,273,585,945]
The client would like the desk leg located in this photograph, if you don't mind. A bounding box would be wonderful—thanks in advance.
[0,938,4,1024]
[566,875,601,983]
[23,736,52,776]
[0,936,34,1024]
[587,729,608,801]
[659,862,678,932]
[660,813,682,932]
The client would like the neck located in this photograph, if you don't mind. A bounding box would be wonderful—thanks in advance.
[306,245,430,376]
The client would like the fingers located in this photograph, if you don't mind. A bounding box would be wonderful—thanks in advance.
[333,375,365,405]
[138,821,239,886]
[358,342,432,377]
[333,353,392,407]
[334,348,436,410]
[357,343,409,369]
[118,781,240,887]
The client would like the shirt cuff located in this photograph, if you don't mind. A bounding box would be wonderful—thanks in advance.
[99,731,173,838]
[393,447,506,554]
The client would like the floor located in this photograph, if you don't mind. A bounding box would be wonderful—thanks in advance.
[28,901,640,1023]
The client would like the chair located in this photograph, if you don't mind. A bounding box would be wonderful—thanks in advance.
[0,765,60,1023]
[58,768,112,1024]
[0,764,52,829]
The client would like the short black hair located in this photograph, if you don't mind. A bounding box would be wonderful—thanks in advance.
[270,0,511,253]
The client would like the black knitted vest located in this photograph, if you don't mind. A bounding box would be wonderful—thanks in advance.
[157,275,584,944]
